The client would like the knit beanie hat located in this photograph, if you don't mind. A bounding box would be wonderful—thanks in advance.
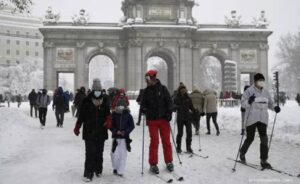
[92,78,102,91]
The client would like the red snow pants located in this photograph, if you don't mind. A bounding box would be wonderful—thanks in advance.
[147,119,173,165]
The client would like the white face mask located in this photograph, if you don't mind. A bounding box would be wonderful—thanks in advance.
[94,91,102,98]
[256,81,265,88]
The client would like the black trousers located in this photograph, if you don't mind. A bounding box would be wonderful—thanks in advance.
[30,104,38,117]
[176,120,192,149]
[55,110,64,126]
[39,108,47,126]
[84,139,105,179]
[206,112,219,132]
[240,122,269,160]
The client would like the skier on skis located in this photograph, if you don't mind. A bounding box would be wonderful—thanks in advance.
[174,84,196,153]
[240,73,281,169]
[141,70,174,174]
[73,78,110,182]
[189,85,205,135]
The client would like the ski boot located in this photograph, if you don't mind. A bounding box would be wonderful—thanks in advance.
[166,162,174,172]
[150,165,159,174]
[261,160,272,169]
[239,152,246,163]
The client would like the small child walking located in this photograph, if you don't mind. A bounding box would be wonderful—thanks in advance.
[111,105,135,177]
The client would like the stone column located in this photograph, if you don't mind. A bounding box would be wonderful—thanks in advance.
[178,40,193,89]
[43,41,55,91]
[192,43,200,88]
[126,40,137,91]
[230,43,240,92]
[75,41,86,90]
[115,42,126,89]
[259,43,269,87]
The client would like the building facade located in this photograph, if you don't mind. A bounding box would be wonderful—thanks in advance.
[0,7,43,67]
[40,0,272,93]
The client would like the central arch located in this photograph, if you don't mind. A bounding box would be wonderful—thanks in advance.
[145,48,176,92]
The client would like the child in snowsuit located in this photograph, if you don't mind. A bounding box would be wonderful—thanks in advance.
[111,105,135,177]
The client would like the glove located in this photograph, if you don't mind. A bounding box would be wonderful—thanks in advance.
[241,129,245,135]
[248,95,256,105]
[167,113,172,122]
[73,122,81,136]
[274,106,281,113]
[241,107,245,112]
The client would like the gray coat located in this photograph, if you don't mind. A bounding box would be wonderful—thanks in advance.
[241,85,274,129]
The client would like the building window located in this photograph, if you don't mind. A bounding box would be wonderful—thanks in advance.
[6,49,10,55]
[16,50,20,55]
[16,31,20,36]
[16,60,20,64]
[35,33,39,38]
[6,60,10,66]
[35,52,39,57]
[26,41,29,46]
[7,40,10,44]
[16,40,20,45]
[26,51,29,56]
[26,32,29,37]
[6,30,10,35]
[35,42,39,46]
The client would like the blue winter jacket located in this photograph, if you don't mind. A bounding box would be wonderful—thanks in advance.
[111,110,135,139]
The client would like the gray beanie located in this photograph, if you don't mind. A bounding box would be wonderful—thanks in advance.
[92,78,102,91]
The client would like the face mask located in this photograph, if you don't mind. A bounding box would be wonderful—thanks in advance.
[94,91,101,98]
[256,81,265,88]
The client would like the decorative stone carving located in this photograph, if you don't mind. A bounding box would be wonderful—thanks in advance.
[43,41,54,48]
[178,40,189,48]
[76,41,86,48]
[129,39,143,47]
[259,43,269,50]
[44,7,60,24]
[98,41,105,49]
[253,11,270,29]
[230,43,239,50]
[225,10,241,27]
[157,39,164,47]
[72,9,90,25]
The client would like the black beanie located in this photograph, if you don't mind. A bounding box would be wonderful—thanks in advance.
[254,73,265,81]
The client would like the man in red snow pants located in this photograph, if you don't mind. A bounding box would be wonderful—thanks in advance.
[141,70,174,174]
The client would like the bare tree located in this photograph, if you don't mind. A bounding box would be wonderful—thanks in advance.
[276,30,300,95]
[0,0,33,13]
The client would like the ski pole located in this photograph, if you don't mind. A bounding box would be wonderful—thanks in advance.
[170,126,182,165]
[198,116,202,152]
[268,113,277,150]
[232,104,252,172]
[141,115,145,175]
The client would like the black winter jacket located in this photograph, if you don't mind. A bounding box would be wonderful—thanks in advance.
[174,93,195,122]
[28,91,37,105]
[141,80,173,121]
[77,93,110,140]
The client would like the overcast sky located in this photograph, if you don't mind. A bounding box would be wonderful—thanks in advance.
[31,0,300,71]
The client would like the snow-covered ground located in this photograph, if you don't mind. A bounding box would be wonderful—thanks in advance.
[0,100,299,184]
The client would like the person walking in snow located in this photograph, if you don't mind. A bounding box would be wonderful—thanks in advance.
[141,70,174,174]
[240,85,250,135]
[203,90,220,136]
[28,89,38,118]
[174,84,196,153]
[16,94,22,108]
[53,87,67,127]
[73,78,110,182]
[240,73,281,169]
[74,87,86,117]
[36,89,51,129]
[110,105,135,177]
[111,88,129,112]
[189,86,205,135]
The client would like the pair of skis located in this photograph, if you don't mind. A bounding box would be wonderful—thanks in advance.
[228,158,298,178]
[152,171,184,183]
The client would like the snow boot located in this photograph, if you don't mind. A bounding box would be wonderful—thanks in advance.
[239,152,246,163]
[206,131,210,135]
[113,169,118,175]
[216,131,220,136]
[176,147,182,153]
[195,130,199,135]
[261,160,272,169]
[150,165,159,174]
[186,146,193,154]
[166,162,174,172]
